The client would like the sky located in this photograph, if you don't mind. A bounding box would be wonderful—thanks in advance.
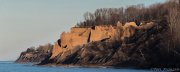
[0,0,166,61]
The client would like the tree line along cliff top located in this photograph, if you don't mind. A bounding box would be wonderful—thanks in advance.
[75,0,179,28]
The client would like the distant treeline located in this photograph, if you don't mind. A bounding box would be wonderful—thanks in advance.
[76,0,180,27]
[26,43,53,53]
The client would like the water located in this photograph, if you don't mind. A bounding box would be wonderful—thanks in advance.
[0,61,152,72]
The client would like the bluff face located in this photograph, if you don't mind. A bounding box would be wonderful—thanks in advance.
[39,21,180,68]
[49,25,118,60]
[16,21,180,68]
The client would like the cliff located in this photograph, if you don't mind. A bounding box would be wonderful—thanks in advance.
[15,44,53,63]
[16,21,180,68]
[38,21,180,68]
[49,25,118,60]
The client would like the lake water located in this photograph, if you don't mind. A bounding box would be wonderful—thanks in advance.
[0,61,153,72]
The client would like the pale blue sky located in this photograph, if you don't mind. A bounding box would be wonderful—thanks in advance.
[0,0,166,61]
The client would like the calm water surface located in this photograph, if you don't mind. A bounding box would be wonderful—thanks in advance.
[0,61,153,72]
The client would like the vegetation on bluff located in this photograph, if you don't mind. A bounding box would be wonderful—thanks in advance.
[77,0,179,27]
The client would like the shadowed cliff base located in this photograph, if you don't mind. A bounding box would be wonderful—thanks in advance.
[16,0,180,69]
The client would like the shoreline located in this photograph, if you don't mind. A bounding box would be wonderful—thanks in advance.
[13,61,180,71]
[37,63,112,68]
[35,63,152,69]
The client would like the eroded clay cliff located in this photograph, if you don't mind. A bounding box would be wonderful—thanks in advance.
[49,25,118,61]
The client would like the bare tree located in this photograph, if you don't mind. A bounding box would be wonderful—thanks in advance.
[168,2,180,52]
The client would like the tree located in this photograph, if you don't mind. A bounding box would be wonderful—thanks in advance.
[167,1,180,51]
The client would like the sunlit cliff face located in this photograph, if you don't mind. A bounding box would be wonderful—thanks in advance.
[50,21,156,59]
